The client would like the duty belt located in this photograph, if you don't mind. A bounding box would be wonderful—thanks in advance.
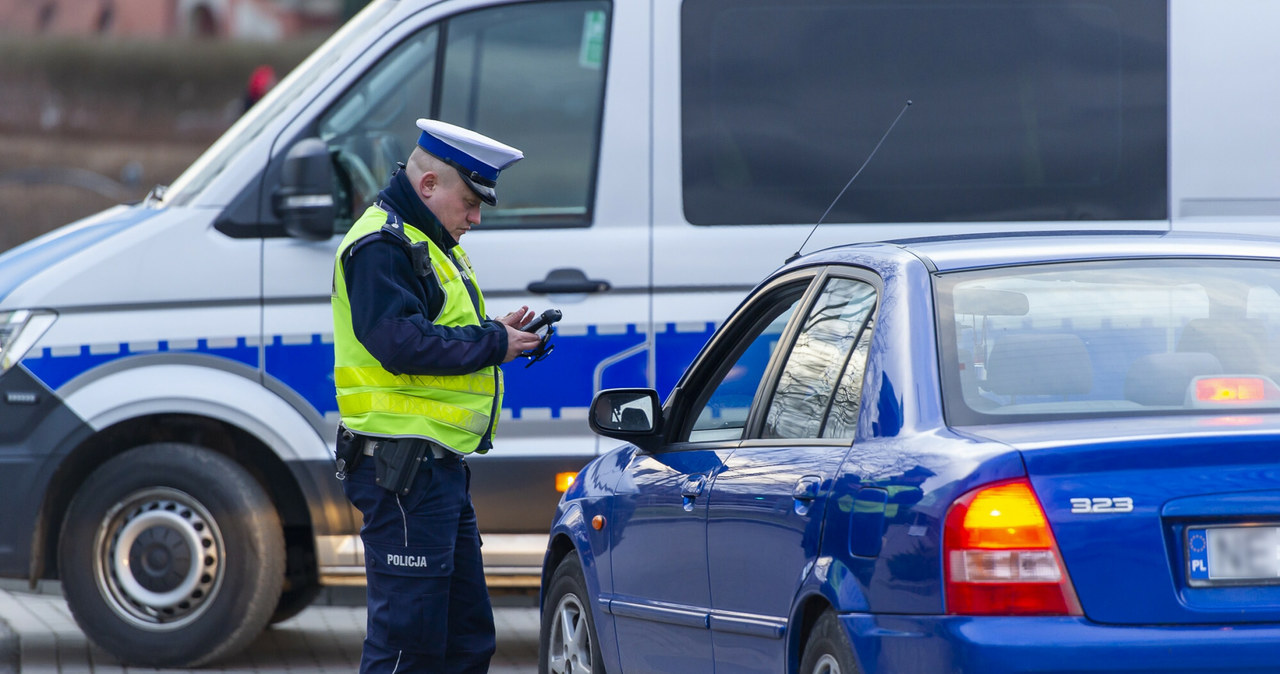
[361,438,452,460]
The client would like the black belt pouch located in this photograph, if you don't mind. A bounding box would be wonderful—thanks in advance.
[374,438,428,495]
[334,427,364,480]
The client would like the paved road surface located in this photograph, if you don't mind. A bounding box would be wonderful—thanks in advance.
[0,583,540,673]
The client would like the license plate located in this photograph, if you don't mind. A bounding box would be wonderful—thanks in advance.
[1187,526,1280,587]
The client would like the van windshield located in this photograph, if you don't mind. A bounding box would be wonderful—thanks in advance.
[937,260,1280,425]
[161,1,395,206]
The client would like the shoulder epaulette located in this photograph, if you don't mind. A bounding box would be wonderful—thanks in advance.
[374,202,434,279]
[379,205,412,246]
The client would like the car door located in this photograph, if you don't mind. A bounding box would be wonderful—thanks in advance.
[608,274,813,674]
[706,271,880,673]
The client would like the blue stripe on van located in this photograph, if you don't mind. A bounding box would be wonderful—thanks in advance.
[263,323,718,417]
[23,338,258,392]
[23,323,719,419]
[0,206,159,303]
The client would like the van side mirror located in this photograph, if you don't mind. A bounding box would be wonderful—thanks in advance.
[589,388,663,451]
[275,138,336,241]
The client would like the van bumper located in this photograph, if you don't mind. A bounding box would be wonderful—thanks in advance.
[844,614,1280,673]
[0,364,92,579]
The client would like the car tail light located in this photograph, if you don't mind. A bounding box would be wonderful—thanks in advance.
[943,479,1082,616]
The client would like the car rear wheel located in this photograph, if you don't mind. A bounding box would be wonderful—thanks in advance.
[800,610,860,674]
[539,551,603,674]
[58,443,284,667]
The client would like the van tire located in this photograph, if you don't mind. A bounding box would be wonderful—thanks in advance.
[58,443,285,667]
[539,551,603,674]
[269,581,321,625]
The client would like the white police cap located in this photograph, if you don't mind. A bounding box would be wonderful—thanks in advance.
[415,119,523,206]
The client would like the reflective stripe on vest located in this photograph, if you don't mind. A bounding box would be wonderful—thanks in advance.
[331,205,502,454]
[335,392,490,436]
[333,366,497,396]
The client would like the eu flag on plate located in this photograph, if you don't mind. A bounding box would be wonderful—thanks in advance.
[1188,529,1210,581]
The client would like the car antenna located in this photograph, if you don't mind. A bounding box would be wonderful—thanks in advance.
[786,99,912,264]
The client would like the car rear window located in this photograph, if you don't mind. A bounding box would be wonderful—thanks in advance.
[936,260,1280,425]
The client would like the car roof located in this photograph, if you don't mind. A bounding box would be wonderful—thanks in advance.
[802,230,1280,273]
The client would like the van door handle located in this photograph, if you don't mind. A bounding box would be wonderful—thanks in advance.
[527,268,611,294]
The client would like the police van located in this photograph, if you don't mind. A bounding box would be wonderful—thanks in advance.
[0,0,1274,666]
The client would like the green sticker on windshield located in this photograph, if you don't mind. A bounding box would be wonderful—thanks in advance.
[579,10,606,70]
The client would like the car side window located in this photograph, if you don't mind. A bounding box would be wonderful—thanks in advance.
[318,1,610,232]
[762,277,877,440]
[822,313,874,439]
[685,286,806,443]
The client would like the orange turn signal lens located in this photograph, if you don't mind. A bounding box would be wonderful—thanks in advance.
[958,482,1053,549]
[555,472,576,493]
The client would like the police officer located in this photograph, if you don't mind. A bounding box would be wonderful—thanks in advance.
[331,118,542,673]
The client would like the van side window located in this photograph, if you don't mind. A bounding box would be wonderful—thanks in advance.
[319,26,439,225]
[681,0,1167,226]
[319,1,610,233]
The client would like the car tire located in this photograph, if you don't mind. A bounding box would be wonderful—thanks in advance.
[799,610,861,674]
[58,443,285,667]
[539,551,604,674]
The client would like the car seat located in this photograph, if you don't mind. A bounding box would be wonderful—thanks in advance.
[1124,352,1223,406]
[983,333,1093,398]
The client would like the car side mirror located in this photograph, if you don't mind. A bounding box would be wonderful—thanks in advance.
[274,137,336,241]
[589,388,663,451]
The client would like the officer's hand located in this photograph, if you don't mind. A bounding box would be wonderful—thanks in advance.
[496,306,534,330]
[502,324,543,363]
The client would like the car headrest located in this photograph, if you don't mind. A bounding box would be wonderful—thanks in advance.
[984,333,1093,397]
[1125,351,1223,406]
[1177,318,1269,374]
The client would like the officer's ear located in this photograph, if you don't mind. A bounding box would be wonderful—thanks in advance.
[418,170,439,200]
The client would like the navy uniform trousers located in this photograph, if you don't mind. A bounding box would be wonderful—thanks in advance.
[343,448,496,673]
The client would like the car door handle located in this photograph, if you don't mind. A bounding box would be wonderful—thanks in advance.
[792,476,823,516]
[793,476,822,502]
[682,475,707,498]
[527,267,611,294]
[681,474,707,512]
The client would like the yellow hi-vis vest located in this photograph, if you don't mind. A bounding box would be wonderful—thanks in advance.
[331,205,502,454]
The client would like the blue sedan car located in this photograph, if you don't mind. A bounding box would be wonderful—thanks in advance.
[538,232,1280,674]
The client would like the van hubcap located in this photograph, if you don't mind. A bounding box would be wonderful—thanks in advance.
[94,487,224,629]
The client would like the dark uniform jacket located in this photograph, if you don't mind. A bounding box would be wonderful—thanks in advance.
[342,169,508,450]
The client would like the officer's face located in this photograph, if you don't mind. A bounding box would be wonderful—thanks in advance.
[427,173,483,243]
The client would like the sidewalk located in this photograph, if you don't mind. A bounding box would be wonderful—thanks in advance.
[0,582,539,673]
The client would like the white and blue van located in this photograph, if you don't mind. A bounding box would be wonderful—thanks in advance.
[0,0,1276,665]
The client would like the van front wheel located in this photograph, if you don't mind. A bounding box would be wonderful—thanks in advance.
[58,443,285,667]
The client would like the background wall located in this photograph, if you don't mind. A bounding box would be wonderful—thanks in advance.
[0,37,319,251]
